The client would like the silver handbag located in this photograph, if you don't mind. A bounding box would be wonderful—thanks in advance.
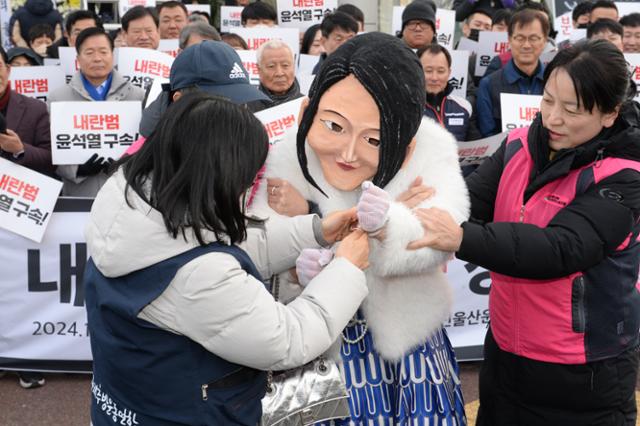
[261,276,351,426]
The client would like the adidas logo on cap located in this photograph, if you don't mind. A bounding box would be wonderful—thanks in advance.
[229,62,246,79]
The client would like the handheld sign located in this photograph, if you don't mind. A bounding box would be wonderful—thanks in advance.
[117,47,174,91]
[626,54,640,103]
[144,77,169,108]
[51,101,143,165]
[458,132,506,167]
[220,6,243,32]
[474,31,509,77]
[297,54,320,74]
[554,12,573,44]
[10,66,65,102]
[457,37,480,54]
[58,46,80,83]
[158,39,179,58]
[0,158,61,242]
[277,0,336,30]
[254,97,304,146]
[616,2,640,17]
[236,49,260,86]
[449,50,470,99]
[298,73,314,95]
[500,93,542,133]
[230,27,301,57]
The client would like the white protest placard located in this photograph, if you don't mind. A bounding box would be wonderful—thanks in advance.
[540,50,557,67]
[236,49,260,86]
[391,6,455,48]
[117,47,174,91]
[231,27,301,57]
[254,97,304,145]
[570,28,586,43]
[500,93,542,133]
[158,38,179,58]
[50,101,142,165]
[457,37,479,54]
[186,4,211,16]
[10,65,65,102]
[220,6,243,32]
[58,46,79,83]
[144,77,169,108]
[119,0,156,19]
[626,53,640,103]
[277,0,336,30]
[298,73,314,95]
[297,53,320,74]
[0,158,61,242]
[616,2,640,18]
[43,58,61,66]
[474,31,509,77]
[554,12,573,44]
[457,132,506,167]
[449,50,469,99]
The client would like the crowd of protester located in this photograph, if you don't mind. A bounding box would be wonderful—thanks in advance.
[2,0,640,424]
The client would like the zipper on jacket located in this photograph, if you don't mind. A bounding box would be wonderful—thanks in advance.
[519,205,526,222]
[594,148,604,168]
[201,384,208,401]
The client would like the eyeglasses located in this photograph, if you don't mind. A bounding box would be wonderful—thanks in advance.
[406,21,431,31]
[511,34,545,45]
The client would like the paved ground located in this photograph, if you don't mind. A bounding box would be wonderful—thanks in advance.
[0,362,637,425]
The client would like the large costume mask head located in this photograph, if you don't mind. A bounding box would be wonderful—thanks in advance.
[297,32,426,194]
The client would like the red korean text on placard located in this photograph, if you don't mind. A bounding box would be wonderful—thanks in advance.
[134,59,171,78]
[0,174,40,202]
[73,114,120,131]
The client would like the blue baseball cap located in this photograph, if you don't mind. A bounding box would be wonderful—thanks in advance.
[170,40,269,104]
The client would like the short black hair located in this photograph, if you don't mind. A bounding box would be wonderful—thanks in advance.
[587,18,623,38]
[240,2,277,25]
[157,1,188,17]
[122,93,269,246]
[320,11,358,38]
[572,1,593,22]
[492,9,512,27]
[508,9,550,38]
[301,24,321,54]
[591,0,618,13]
[65,10,102,34]
[544,39,631,114]
[75,27,114,53]
[337,4,364,28]
[28,23,54,44]
[417,43,452,67]
[298,32,425,193]
[467,8,493,23]
[620,13,640,28]
[122,6,159,32]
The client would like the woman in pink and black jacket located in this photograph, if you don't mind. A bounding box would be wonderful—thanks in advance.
[410,39,640,425]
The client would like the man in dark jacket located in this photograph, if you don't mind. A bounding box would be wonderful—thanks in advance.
[9,0,62,48]
[47,10,102,59]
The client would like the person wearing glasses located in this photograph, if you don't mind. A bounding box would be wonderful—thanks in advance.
[476,9,548,137]
[399,0,437,50]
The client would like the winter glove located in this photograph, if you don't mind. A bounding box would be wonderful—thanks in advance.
[357,181,391,233]
[103,157,116,174]
[77,153,106,177]
[295,248,334,287]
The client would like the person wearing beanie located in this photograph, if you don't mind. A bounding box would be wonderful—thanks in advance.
[251,32,468,425]
[400,0,437,50]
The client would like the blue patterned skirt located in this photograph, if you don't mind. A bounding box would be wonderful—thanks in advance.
[317,315,466,426]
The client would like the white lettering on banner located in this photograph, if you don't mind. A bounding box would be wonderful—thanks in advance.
[449,50,469,99]
[475,31,509,77]
[254,97,304,145]
[500,93,542,133]
[0,201,488,369]
[457,132,506,167]
[0,158,61,242]
[220,6,243,33]
[236,49,260,85]
[144,77,169,108]
[554,12,573,44]
[625,53,640,103]
[277,0,336,30]
[92,380,140,425]
[391,6,455,48]
[119,0,156,20]
[231,27,301,57]
[10,65,65,102]
[50,101,143,165]
[157,38,179,58]
[59,46,80,84]
[117,47,174,91]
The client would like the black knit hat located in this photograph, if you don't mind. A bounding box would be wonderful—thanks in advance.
[402,0,437,32]
[297,32,426,195]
